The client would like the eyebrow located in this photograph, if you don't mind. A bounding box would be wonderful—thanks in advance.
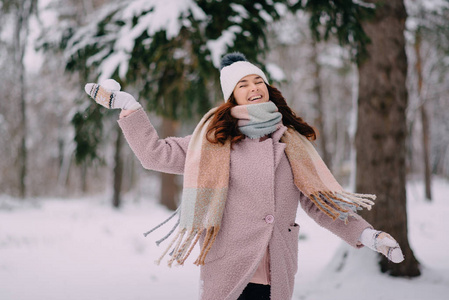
[237,76,262,84]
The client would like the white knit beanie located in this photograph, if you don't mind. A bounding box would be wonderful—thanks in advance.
[220,53,269,102]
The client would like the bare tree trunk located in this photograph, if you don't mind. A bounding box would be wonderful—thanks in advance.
[414,30,432,201]
[421,105,432,199]
[81,162,87,193]
[113,126,124,208]
[311,40,331,168]
[13,0,34,198]
[160,118,179,211]
[356,0,420,277]
[18,52,27,199]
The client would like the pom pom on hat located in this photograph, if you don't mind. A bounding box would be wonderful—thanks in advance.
[219,52,268,102]
[220,52,247,70]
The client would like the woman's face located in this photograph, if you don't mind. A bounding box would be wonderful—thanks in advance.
[232,74,269,105]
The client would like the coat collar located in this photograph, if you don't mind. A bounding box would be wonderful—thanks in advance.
[240,124,287,143]
[271,124,288,143]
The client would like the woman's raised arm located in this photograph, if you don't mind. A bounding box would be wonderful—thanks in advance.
[118,109,190,174]
[84,79,190,174]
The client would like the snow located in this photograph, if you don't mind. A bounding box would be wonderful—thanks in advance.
[117,0,206,40]
[421,0,449,12]
[352,0,376,9]
[57,0,294,78]
[230,4,249,19]
[67,0,207,81]
[23,0,58,74]
[0,14,14,45]
[259,10,274,23]
[0,196,201,300]
[1,177,448,300]
[207,25,243,68]
[266,63,286,82]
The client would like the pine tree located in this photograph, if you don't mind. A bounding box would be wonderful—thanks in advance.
[52,0,304,208]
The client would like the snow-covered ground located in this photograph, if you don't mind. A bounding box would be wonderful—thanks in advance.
[1,177,448,300]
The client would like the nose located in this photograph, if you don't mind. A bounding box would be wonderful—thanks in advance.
[250,83,258,91]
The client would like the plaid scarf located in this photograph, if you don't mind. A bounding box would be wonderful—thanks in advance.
[147,102,375,267]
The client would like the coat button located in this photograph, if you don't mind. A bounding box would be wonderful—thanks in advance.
[265,215,274,224]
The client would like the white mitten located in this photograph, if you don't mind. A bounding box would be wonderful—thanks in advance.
[360,228,404,263]
[84,79,142,110]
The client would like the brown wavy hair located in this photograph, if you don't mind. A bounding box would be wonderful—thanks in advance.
[206,84,316,145]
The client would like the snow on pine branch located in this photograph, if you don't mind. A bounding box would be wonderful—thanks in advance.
[207,25,243,68]
[65,0,206,81]
[351,0,376,9]
[207,2,288,68]
[64,0,293,81]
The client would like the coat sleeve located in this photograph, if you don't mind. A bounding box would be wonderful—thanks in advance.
[117,108,191,175]
[299,192,373,248]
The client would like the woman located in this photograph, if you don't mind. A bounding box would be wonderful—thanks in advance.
[85,53,404,300]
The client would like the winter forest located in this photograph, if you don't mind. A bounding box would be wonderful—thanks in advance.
[1,0,449,299]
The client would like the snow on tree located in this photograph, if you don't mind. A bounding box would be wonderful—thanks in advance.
[43,0,300,208]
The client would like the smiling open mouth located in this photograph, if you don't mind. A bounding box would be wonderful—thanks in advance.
[249,96,262,101]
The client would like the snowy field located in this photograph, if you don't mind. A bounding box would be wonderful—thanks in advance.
[1,177,448,300]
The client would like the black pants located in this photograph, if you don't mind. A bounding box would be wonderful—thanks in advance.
[237,283,271,300]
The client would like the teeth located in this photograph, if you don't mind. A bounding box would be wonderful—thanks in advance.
[250,96,261,101]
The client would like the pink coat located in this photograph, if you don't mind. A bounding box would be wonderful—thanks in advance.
[118,109,372,300]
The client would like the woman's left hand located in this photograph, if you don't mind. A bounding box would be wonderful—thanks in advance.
[360,228,405,263]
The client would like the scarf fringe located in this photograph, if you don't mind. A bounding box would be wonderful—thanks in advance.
[177,229,202,265]
[194,226,219,266]
[310,191,376,224]
[143,207,180,241]
[338,191,376,209]
[155,229,183,266]
[155,226,220,267]
[167,229,187,267]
